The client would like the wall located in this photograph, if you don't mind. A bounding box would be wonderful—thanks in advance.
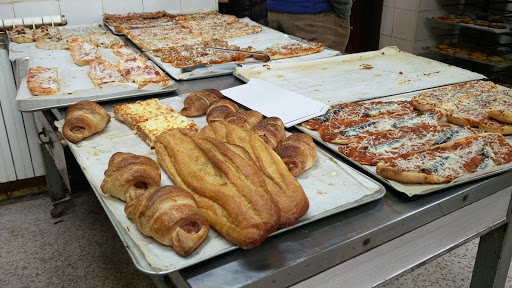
[0,0,218,25]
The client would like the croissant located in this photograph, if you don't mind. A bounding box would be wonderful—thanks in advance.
[155,128,280,248]
[226,110,264,129]
[181,89,224,117]
[124,185,210,257]
[275,133,317,176]
[201,122,309,229]
[251,117,286,149]
[206,99,239,124]
[100,152,161,202]
[62,100,110,143]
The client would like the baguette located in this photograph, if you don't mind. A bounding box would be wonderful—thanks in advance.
[155,128,280,248]
[200,122,309,228]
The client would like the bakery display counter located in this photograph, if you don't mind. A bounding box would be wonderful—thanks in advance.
[24,53,512,287]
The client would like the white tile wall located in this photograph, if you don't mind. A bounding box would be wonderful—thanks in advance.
[102,0,144,14]
[396,0,418,11]
[13,0,60,17]
[143,0,181,13]
[418,0,441,11]
[391,37,414,53]
[0,3,14,19]
[180,0,216,12]
[60,0,103,25]
[0,0,11,5]
[383,0,396,8]
[392,8,417,41]
[379,35,392,49]
[380,6,395,36]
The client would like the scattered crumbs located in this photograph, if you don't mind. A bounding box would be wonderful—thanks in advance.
[314,89,320,91]
[381,52,385,55]
[317,190,324,194]
[263,64,271,70]
[66,92,73,95]
[94,151,99,156]
[322,67,327,70]
[399,71,403,75]
[374,74,382,77]
[276,74,284,78]
[329,170,337,177]
[360,63,373,70]
[126,226,130,232]
[53,219,65,225]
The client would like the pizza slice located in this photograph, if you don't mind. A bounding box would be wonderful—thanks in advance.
[318,109,443,144]
[479,118,512,135]
[112,98,175,130]
[135,112,198,148]
[484,90,512,123]
[27,66,59,96]
[411,80,498,111]
[339,125,478,165]
[69,37,100,66]
[112,44,148,61]
[88,32,123,48]
[8,26,34,43]
[376,133,512,184]
[253,41,324,60]
[117,57,169,87]
[33,25,62,41]
[36,34,83,50]
[88,58,125,86]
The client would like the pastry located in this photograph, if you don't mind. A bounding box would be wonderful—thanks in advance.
[62,100,110,143]
[205,99,239,123]
[180,89,224,117]
[275,133,317,176]
[251,117,286,149]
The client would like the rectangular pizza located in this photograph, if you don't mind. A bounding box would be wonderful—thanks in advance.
[27,66,59,96]
[88,59,126,86]
[117,57,169,87]
[135,112,198,148]
[69,37,100,66]
[112,98,176,130]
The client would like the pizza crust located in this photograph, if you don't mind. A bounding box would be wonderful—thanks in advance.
[486,109,512,124]
[376,162,451,184]
[479,118,512,135]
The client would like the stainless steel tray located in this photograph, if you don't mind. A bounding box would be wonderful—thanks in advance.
[234,46,487,104]
[128,18,341,80]
[56,94,385,274]
[14,24,178,112]
[297,90,512,196]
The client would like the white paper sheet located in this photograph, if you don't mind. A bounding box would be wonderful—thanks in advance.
[221,78,329,127]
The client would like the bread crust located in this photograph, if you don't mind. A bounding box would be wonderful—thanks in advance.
[205,99,239,123]
[275,133,317,176]
[181,89,224,117]
[376,162,450,184]
[201,122,309,228]
[155,128,280,248]
[251,117,286,149]
[62,100,110,143]
[479,118,512,135]
[486,109,512,124]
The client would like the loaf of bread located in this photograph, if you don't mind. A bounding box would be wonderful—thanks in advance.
[155,128,280,248]
[251,117,286,149]
[226,110,264,129]
[124,185,210,257]
[201,122,309,228]
[62,100,110,143]
[100,152,161,202]
[275,133,317,176]
[180,89,224,117]
[206,99,239,123]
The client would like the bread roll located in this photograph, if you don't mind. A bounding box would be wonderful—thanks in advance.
[226,110,264,129]
[100,152,161,202]
[206,99,239,123]
[201,122,309,228]
[124,185,209,256]
[62,100,110,143]
[181,89,224,117]
[275,133,317,176]
[155,128,280,249]
[251,117,286,149]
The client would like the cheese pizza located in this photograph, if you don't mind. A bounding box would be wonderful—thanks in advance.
[253,42,324,60]
[376,133,512,184]
[135,113,198,148]
[69,37,100,66]
[8,26,34,43]
[117,57,169,87]
[33,25,62,41]
[27,66,59,96]
[113,98,175,130]
[88,58,126,86]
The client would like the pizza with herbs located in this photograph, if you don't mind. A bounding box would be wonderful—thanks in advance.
[411,80,498,111]
[27,66,59,96]
[376,133,512,184]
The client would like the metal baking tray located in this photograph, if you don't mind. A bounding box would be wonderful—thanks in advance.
[424,46,512,68]
[428,16,512,34]
[127,18,341,80]
[296,90,512,197]
[234,46,487,104]
[13,24,178,112]
[56,94,385,274]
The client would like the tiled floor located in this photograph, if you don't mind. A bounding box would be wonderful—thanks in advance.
[1,188,512,288]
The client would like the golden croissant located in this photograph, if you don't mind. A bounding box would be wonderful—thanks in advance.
[125,185,210,257]
[62,100,110,143]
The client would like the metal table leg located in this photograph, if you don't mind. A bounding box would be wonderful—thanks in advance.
[471,188,512,288]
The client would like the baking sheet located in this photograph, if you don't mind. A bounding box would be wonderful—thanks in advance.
[234,46,487,104]
[139,18,341,80]
[7,24,107,62]
[424,46,512,68]
[56,94,384,274]
[429,17,512,34]
[15,32,178,112]
[297,89,512,197]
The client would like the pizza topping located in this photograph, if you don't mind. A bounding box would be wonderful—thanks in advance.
[392,110,443,128]
[27,66,59,96]
[363,102,400,117]
[342,120,381,137]
[420,155,451,174]
[367,136,408,154]
[434,127,464,145]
